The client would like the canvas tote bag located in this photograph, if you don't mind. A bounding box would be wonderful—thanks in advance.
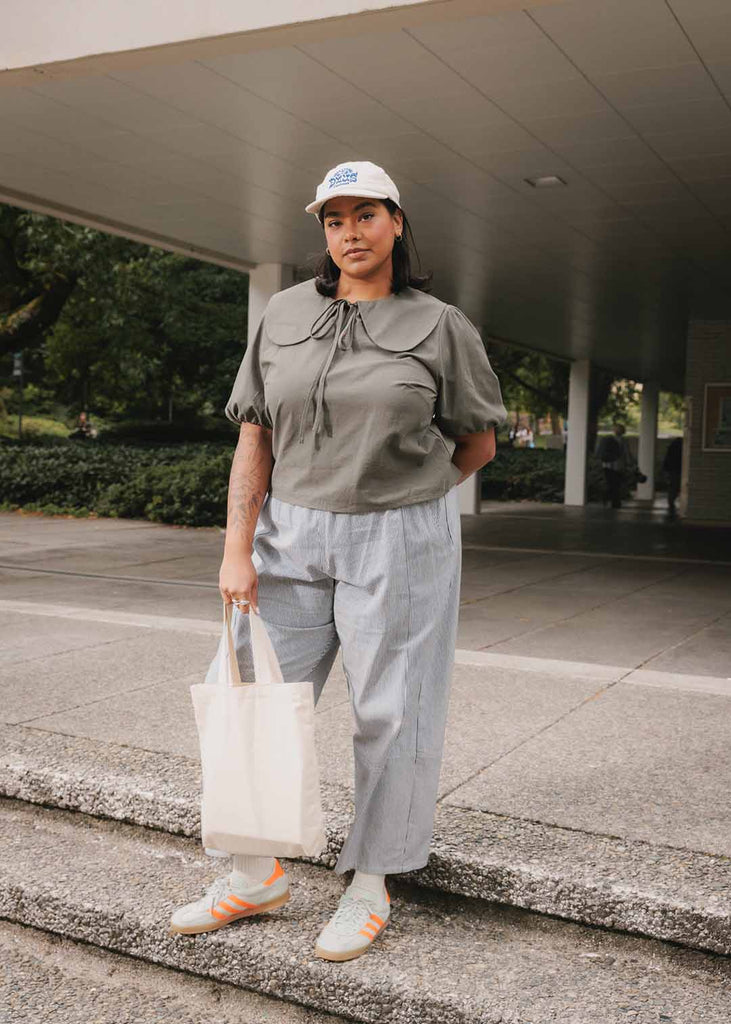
[190,601,326,858]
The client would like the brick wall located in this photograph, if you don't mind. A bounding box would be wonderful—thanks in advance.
[685,321,731,523]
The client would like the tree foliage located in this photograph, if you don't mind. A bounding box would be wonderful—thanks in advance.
[486,340,569,423]
[0,203,248,422]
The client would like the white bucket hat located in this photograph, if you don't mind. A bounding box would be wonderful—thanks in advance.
[305,161,400,218]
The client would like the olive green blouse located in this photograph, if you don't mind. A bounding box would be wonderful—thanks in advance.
[225,279,506,513]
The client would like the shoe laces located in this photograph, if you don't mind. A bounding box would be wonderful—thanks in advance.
[202,875,233,910]
[328,892,375,935]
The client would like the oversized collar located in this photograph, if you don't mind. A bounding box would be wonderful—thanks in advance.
[263,278,446,352]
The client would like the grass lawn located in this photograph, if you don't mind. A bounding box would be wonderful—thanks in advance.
[0,415,71,439]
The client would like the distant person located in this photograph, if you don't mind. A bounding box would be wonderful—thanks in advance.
[70,410,95,440]
[661,436,682,518]
[596,422,630,508]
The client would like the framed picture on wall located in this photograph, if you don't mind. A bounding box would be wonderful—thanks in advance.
[702,382,731,451]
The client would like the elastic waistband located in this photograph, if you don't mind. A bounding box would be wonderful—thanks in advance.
[268,490,455,518]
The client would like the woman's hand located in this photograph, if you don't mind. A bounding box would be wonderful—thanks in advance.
[219,551,259,614]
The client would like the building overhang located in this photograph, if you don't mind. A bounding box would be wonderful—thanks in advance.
[3,0,731,392]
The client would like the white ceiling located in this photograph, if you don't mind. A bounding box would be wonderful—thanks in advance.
[3,0,731,390]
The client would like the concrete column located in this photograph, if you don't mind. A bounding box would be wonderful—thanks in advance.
[635,380,659,502]
[564,358,590,506]
[248,262,296,338]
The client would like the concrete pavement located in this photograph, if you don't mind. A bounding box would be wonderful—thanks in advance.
[1,505,730,861]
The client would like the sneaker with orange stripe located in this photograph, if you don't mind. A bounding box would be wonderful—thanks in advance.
[314,884,391,962]
[168,859,290,935]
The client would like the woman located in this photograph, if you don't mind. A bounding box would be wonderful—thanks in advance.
[170,161,507,961]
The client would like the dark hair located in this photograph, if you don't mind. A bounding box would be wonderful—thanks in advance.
[309,197,433,297]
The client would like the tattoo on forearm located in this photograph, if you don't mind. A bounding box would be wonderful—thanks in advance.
[227,428,272,545]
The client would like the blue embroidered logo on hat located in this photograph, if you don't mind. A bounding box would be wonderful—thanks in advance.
[305,160,400,216]
[328,167,358,188]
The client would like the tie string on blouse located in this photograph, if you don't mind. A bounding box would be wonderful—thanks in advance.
[297,299,362,444]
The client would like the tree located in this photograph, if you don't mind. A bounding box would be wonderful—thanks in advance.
[0,204,146,358]
[0,202,249,423]
[485,340,569,433]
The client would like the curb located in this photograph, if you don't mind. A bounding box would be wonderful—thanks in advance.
[2,723,729,956]
[3,797,730,1024]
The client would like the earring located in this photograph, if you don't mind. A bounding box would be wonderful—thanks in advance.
[326,247,331,255]
[395,234,403,242]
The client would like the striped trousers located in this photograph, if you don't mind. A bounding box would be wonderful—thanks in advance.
[205,488,462,875]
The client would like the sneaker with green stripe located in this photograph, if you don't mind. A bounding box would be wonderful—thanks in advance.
[168,859,290,935]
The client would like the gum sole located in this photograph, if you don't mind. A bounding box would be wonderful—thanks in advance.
[314,920,389,962]
[168,889,291,935]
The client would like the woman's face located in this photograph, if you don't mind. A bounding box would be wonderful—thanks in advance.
[322,196,403,280]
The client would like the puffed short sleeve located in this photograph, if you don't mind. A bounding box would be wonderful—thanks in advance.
[434,305,507,435]
[224,307,272,429]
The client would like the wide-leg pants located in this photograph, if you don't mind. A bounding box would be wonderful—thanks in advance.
[204,487,462,875]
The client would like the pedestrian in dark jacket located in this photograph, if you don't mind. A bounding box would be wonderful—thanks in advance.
[662,436,683,517]
[596,423,630,508]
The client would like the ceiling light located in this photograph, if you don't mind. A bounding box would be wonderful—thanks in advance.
[524,175,567,188]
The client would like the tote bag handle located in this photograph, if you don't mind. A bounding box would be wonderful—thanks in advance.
[218,601,285,688]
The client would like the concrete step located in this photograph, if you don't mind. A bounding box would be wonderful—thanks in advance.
[2,722,729,957]
[2,797,730,1024]
[0,918,347,1024]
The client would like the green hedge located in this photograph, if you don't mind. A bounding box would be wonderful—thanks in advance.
[95,452,231,525]
[482,446,624,503]
[1,439,627,526]
[0,440,232,526]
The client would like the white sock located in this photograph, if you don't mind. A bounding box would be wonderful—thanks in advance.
[349,870,386,900]
[230,854,276,884]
